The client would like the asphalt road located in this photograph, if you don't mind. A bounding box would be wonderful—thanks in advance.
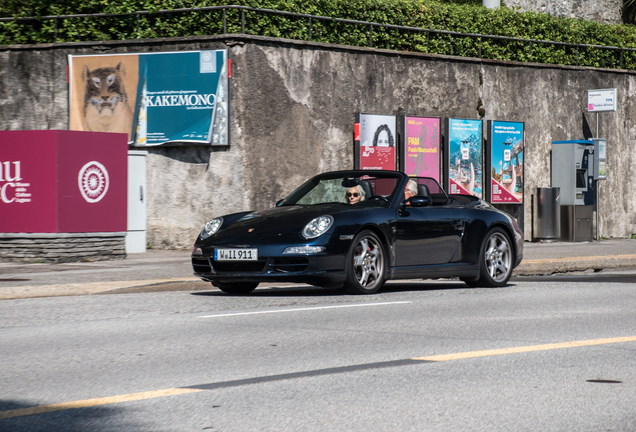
[1,274,635,431]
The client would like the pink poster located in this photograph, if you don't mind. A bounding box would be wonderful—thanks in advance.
[403,117,440,181]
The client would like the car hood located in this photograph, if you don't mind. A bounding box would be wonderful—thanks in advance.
[208,204,354,241]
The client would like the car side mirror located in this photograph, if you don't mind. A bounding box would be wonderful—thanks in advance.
[276,199,285,206]
[408,196,432,207]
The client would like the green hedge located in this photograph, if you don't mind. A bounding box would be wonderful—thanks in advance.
[2,0,636,69]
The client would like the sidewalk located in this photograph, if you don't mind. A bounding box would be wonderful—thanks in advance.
[1,239,635,300]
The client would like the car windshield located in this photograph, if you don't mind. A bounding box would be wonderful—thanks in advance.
[280,172,401,207]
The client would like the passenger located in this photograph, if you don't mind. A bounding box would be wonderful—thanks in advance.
[345,185,365,205]
[404,180,417,201]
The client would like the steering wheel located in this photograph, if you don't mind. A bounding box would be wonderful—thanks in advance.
[369,195,389,202]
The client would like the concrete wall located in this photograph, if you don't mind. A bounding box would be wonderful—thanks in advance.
[1,34,636,248]
[504,0,622,24]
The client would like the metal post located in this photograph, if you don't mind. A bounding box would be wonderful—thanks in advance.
[136,14,140,37]
[223,9,227,34]
[596,112,599,138]
[241,10,245,34]
[479,37,482,59]
[595,178,600,241]
[620,49,624,69]
[369,25,373,47]
[527,41,531,59]
[54,17,58,43]
[308,17,312,40]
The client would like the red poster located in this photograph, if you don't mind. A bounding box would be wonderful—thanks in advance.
[0,130,127,233]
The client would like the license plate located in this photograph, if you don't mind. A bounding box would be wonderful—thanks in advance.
[214,248,258,261]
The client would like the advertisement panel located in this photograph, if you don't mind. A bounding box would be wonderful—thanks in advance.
[401,116,441,182]
[446,118,483,198]
[0,131,127,233]
[69,50,229,146]
[489,121,524,204]
[354,113,397,170]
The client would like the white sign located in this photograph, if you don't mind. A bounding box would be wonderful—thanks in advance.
[587,88,617,112]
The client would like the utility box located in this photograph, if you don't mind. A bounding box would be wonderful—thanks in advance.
[126,151,148,253]
[551,140,594,242]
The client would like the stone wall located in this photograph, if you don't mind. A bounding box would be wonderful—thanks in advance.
[1,34,636,248]
[0,233,126,262]
[504,0,622,24]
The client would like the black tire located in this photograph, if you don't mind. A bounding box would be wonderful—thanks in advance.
[213,281,259,294]
[475,227,513,287]
[343,230,386,294]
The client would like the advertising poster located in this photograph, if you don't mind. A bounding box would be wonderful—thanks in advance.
[402,116,441,182]
[489,121,524,204]
[446,118,483,198]
[0,130,127,233]
[354,113,397,170]
[69,50,229,146]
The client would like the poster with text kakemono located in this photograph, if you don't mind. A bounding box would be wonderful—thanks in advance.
[447,118,483,198]
[68,50,229,146]
[402,116,440,182]
[490,121,524,204]
[355,113,397,170]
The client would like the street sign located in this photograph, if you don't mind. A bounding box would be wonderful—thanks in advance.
[587,89,617,112]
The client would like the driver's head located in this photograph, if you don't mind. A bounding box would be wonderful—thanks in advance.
[404,180,417,201]
[346,186,365,204]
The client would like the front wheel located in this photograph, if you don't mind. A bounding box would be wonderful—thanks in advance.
[213,281,259,294]
[343,230,386,294]
[475,228,513,287]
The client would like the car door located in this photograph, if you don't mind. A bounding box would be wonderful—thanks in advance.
[395,205,465,267]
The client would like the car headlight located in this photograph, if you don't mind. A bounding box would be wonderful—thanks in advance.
[200,217,223,239]
[302,215,334,239]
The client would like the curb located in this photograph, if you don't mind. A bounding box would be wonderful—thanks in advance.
[513,254,636,276]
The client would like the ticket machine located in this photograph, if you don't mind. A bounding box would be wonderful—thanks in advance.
[551,140,594,242]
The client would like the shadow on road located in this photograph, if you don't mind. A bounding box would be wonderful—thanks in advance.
[0,400,142,432]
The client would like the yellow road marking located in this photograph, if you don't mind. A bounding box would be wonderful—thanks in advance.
[2,336,635,420]
[0,388,202,420]
[412,336,636,362]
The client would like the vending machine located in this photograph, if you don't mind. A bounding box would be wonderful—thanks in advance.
[551,140,595,242]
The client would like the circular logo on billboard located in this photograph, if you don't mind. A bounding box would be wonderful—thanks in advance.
[78,161,109,203]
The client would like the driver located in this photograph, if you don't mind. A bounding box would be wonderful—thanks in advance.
[345,185,365,205]
[404,180,417,201]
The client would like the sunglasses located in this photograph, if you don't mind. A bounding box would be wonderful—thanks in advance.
[347,192,360,197]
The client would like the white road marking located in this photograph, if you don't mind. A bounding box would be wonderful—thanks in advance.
[198,301,412,318]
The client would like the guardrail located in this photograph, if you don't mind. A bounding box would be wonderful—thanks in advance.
[1,5,633,69]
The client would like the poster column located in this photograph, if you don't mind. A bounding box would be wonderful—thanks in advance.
[354,113,397,170]
[488,121,524,204]
[401,116,441,182]
[444,118,483,198]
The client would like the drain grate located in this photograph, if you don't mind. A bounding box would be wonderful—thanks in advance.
[586,379,623,384]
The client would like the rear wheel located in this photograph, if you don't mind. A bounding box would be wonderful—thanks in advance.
[474,228,513,287]
[213,281,259,294]
[343,230,386,294]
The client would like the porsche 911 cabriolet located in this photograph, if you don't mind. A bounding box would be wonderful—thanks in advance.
[192,170,523,294]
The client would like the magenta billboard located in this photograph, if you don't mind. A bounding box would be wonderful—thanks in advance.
[401,116,441,182]
[0,130,127,233]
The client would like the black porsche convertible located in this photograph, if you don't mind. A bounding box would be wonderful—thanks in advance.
[192,170,523,294]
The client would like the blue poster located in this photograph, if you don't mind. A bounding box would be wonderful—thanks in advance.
[135,50,228,146]
[490,121,524,204]
[448,118,483,198]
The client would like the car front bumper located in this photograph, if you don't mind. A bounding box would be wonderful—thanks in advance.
[192,253,347,287]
